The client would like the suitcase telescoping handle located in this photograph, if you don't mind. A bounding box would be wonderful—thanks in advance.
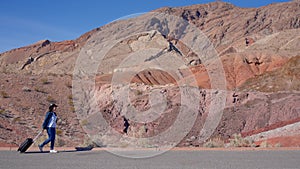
[33,130,43,142]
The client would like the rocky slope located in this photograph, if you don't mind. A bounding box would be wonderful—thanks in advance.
[0,1,299,147]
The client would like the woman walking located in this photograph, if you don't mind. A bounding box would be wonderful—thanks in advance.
[39,104,58,153]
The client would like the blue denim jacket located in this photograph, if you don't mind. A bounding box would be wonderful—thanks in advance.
[42,112,57,129]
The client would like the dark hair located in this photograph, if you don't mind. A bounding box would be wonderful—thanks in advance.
[49,104,58,112]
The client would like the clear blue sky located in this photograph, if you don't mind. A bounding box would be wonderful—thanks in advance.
[0,0,291,53]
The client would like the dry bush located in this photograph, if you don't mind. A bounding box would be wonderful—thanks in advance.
[260,141,271,148]
[203,137,225,148]
[65,82,72,89]
[136,90,143,95]
[229,133,255,147]
[259,141,281,148]
[46,96,56,103]
[80,119,89,126]
[34,87,47,94]
[68,95,75,112]
[41,78,50,84]
[1,91,9,98]
[55,137,66,147]
[274,143,281,147]
[56,129,63,136]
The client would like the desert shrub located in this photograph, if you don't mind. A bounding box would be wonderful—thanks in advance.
[70,106,75,113]
[259,140,282,148]
[65,82,72,89]
[136,90,143,95]
[68,95,74,106]
[46,96,56,103]
[80,119,89,126]
[203,137,225,148]
[68,95,75,113]
[229,133,255,147]
[56,129,63,136]
[68,95,73,100]
[260,141,271,148]
[41,78,50,84]
[55,137,66,147]
[48,73,58,77]
[34,87,47,94]
[138,125,147,137]
[22,86,31,92]
[1,91,9,98]
[1,67,8,74]
[12,117,21,123]
[274,143,281,148]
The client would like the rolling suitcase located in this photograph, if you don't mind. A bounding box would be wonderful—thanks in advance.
[17,130,43,153]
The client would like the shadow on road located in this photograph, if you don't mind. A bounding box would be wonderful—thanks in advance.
[24,150,77,154]
[23,146,94,154]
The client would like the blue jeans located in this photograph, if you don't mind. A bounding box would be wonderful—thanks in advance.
[40,127,56,150]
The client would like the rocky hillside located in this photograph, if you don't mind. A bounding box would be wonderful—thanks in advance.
[0,1,299,148]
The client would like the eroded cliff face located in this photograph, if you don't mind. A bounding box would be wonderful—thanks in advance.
[0,1,299,147]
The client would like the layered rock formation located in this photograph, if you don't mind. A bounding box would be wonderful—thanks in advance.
[0,1,299,147]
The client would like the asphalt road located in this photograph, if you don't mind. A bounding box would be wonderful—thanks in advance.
[1,149,300,169]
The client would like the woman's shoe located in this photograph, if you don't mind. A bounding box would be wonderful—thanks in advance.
[50,150,58,153]
[38,145,43,152]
